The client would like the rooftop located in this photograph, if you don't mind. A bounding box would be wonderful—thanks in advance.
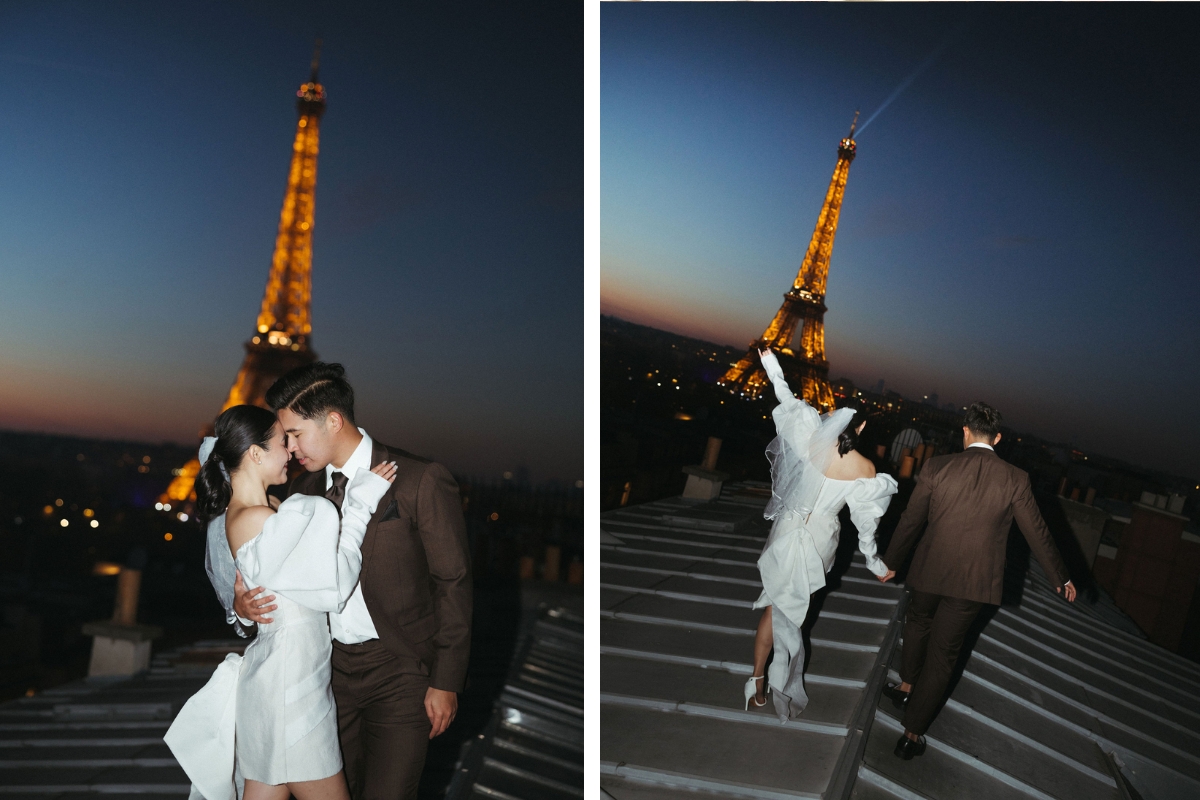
[599,483,1200,800]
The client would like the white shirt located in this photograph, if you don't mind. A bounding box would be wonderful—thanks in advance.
[326,427,380,644]
[967,442,994,451]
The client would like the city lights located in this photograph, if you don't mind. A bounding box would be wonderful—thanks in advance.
[90,520,99,529]
[59,519,68,528]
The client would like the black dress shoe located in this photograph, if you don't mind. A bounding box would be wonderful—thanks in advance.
[894,733,927,760]
[881,683,910,711]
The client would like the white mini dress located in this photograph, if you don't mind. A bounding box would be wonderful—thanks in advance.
[165,468,389,800]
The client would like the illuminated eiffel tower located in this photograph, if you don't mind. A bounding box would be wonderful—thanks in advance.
[718,115,858,411]
[163,47,326,503]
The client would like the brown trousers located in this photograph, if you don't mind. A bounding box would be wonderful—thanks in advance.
[899,589,984,736]
[331,639,431,800]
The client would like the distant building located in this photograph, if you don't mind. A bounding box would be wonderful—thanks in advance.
[1091,491,1200,658]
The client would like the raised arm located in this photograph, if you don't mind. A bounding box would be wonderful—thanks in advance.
[759,348,804,410]
[331,466,395,608]
[415,462,473,693]
[236,467,394,613]
[847,475,899,577]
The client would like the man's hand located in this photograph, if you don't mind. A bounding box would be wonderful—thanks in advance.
[1056,580,1077,603]
[233,570,277,624]
[425,687,457,739]
[878,569,896,583]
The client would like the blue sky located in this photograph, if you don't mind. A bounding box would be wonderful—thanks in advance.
[602,4,1200,478]
[0,1,581,483]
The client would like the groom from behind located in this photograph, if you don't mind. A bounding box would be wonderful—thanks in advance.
[877,401,1075,760]
[233,362,472,800]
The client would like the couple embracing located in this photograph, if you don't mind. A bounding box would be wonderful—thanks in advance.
[746,347,1075,760]
[165,362,472,800]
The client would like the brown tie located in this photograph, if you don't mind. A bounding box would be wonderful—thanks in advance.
[326,471,349,517]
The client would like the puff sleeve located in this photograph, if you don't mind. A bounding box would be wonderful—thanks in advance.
[846,474,899,578]
[235,468,390,613]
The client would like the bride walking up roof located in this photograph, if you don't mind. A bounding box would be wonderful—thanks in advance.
[747,348,897,723]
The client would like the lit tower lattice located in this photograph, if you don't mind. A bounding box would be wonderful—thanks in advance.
[718,114,858,411]
[163,48,325,504]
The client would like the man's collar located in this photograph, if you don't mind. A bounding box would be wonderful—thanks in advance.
[327,427,373,479]
[967,442,995,452]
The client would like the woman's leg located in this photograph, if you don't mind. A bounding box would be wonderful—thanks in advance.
[242,780,291,800]
[752,606,773,703]
[288,770,352,800]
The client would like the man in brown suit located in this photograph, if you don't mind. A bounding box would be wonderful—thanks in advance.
[878,401,1075,760]
[232,362,472,799]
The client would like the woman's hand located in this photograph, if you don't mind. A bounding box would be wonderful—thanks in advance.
[372,460,398,484]
[758,346,772,359]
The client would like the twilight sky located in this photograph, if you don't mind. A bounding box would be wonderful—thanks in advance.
[602,4,1200,479]
[0,1,581,484]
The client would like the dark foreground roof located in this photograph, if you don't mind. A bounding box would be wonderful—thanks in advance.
[0,640,242,797]
[448,606,584,800]
[600,482,1200,800]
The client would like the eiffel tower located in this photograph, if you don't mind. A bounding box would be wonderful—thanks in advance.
[718,114,859,411]
[163,47,326,504]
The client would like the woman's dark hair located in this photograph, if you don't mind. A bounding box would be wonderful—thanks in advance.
[265,361,355,425]
[195,405,279,523]
[837,398,869,456]
[963,401,1003,439]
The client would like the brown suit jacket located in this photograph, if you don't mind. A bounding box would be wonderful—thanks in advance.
[290,438,472,692]
[882,446,1070,605]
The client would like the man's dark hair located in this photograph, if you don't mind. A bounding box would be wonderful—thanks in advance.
[266,362,356,425]
[963,401,1002,439]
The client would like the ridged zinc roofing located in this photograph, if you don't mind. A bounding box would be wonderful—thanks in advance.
[600,482,1200,800]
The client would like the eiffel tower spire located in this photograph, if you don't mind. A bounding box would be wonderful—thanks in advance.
[163,50,325,503]
[718,117,858,411]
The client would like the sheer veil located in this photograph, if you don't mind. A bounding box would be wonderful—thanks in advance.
[197,436,239,631]
[205,515,239,629]
[765,405,857,523]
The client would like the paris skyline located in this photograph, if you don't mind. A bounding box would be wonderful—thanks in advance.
[0,1,581,484]
[601,4,1200,479]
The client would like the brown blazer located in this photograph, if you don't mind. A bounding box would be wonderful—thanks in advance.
[290,438,472,692]
[882,446,1070,605]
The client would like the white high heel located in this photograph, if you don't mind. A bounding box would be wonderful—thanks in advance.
[744,675,768,710]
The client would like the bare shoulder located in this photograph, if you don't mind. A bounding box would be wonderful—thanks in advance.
[226,505,275,554]
[829,449,875,480]
[851,450,876,479]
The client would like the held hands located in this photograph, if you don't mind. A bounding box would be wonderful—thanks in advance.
[878,569,896,583]
[233,570,277,625]
[425,687,457,738]
[1056,580,1077,602]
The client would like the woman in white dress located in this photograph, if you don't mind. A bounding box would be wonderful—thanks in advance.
[746,348,898,722]
[164,405,395,800]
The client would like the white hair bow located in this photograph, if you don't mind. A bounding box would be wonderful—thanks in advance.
[198,436,229,481]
